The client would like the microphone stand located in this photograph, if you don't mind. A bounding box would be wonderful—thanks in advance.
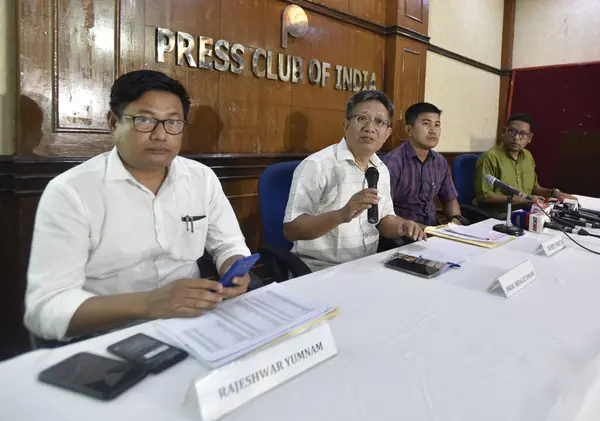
[493,194,525,236]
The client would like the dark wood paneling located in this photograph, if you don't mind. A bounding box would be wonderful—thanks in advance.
[387,0,429,36]
[383,36,427,150]
[55,0,116,133]
[349,0,386,25]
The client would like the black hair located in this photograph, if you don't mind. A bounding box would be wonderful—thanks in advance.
[109,70,192,119]
[346,90,394,122]
[507,113,534,129]
[405,102,442,126]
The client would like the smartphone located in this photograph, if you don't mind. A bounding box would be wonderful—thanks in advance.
[384,253,449,279]
[219,253,260,287]
[38,352,147,401]
[107,333,188,374]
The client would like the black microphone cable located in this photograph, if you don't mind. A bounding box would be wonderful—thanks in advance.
[539,208,600,255]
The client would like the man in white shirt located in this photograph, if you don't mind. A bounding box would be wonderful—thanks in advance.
[25,70,252,341]
[283,90,426,271]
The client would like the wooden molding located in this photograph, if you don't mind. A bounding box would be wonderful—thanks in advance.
[428,44,511,76]
[1,150,481,195]
[2,153,307,195]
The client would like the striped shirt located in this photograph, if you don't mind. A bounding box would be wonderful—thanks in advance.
[382,141,458,226]
[284,138,396,271]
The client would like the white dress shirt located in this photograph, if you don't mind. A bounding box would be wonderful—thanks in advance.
[25,148,251,340]
[284,138,395,271]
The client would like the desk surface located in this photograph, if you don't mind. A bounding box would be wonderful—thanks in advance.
[2,198,600,421]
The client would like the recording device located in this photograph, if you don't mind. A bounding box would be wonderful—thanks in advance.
[365,167,379,224]
[484,174,525,236]
[484,174,532,201]
[384,253,451,279]
[511,210,549,233]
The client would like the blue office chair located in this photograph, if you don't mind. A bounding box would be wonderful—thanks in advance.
[452,154,497,222]
[258,161,312,283]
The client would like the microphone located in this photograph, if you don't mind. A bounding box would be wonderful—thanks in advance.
[365,167,379,224]
[545,222,591,236]
[484,175,532,201]
[511,210,549,233]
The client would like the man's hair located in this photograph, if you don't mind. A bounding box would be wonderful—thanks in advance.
[507,113,534,129]
[109,70,192,119]
[346,90,394,122]
[405,102,442,126]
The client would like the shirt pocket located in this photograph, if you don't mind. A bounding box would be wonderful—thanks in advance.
[171,212,209,261]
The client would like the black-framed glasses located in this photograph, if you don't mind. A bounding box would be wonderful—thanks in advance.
[123,115,187,135]
[351,115,391,130]
[506,128,531,139]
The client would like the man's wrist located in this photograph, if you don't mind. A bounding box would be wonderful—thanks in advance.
[449,215,464,224]
[131,291,152,319]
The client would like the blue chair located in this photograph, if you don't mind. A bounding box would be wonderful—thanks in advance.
[452,154,496,222]
[258,161,311,282]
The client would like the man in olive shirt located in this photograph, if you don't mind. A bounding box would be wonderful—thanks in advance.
[474,113,576,214]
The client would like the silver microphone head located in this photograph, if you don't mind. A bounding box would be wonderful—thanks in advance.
[484,174,497,187]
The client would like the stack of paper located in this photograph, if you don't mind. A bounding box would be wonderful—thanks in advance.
[156,283,337,368]
[425,223,515,248]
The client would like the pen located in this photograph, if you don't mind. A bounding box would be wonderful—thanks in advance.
[446,261,461,268]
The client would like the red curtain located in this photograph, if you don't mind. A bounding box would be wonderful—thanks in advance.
[509,63,600,197]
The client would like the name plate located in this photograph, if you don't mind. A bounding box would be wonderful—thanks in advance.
[539,235,566,257]
[193,323,338,421]
[487,260,538,298]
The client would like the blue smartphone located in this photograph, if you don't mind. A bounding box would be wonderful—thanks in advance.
[219,253,260,287]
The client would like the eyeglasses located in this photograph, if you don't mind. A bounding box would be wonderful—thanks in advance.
[351,115,390,130]
[506,128,531,139]
[122,115,187,135]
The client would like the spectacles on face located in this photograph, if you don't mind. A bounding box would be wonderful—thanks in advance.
[351,115,390,130]
[122,115,187,135]
[506,128,531,140]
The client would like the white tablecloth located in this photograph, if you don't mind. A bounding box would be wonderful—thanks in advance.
[2,197,600,421]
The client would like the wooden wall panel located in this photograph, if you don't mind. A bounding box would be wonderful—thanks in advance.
[383,35,426,150]
[56,0,116,133]
[387,0,428,36]
[19,0,391,157]
[349,0,386,25]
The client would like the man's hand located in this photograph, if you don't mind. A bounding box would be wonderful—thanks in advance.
[221,274,251,299]
[514,195,544,205]
[398,220,427,241]
[557,192,578,202]
[144,278,224,319]
[340,188,380,223]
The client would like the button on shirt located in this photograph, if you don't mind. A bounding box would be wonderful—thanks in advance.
[25,148,251,340]
[284,138,395,271]
[474,144,538,213]
[382,141,458,226]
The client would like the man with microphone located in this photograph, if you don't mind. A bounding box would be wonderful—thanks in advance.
[474,113,577,215]
[283,90,425,272]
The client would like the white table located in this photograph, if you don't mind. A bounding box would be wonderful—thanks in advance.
[2,197,600,421]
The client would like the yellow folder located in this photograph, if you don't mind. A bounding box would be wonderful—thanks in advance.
[424,224,515,249]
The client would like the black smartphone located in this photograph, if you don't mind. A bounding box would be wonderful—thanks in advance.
[384,253,449,278]
[38,352,148,401]
[107,333,188,374]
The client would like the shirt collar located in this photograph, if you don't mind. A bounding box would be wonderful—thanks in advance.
[336,137,384,168]
[403,140,434,162]
[497,143,524,161]
[105,147,186,183]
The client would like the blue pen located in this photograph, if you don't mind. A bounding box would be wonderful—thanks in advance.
[446,261,461,268]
